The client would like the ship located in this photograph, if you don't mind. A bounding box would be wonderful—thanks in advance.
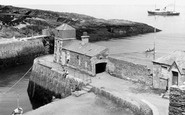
[148,0,180,16]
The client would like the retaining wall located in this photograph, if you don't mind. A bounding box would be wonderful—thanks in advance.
[92,87,153,115]
[106,57,152,85]
[169,85,185,115]
[27,61,85,109]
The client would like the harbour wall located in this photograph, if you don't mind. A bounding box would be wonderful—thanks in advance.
[92,87,153,115]
[27,59,85,109]
[0,38,46,70]
[27,56,153,115]
[106,57,152,86]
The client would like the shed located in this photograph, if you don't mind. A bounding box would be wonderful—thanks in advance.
[153,50,185,89]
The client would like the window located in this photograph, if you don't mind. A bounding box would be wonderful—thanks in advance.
[85,62,87,68]
[99,56,103,59]
[78,58,81,65]
[77,55,81,65]
[66,51,70,63]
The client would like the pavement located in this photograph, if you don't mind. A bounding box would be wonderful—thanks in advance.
[24,92,134,115]
[92,72,169,115]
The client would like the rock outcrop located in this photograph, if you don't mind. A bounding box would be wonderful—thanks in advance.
[0,5,161,41]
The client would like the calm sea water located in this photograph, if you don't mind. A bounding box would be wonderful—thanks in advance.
[0,4,185,114]
[0,64,32,115]
[92,5,185,59]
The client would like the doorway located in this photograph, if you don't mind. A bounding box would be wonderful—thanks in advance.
[172,71,178,85]
[95,63,107,74]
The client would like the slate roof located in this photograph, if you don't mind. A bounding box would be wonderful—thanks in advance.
[153,50,185,72]
[56,24,75,30]
[63,40,108,57]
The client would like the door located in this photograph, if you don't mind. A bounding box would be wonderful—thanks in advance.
[172,71,178,85]
[95,62,107,74]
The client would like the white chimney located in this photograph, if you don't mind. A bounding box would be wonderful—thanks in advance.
[81,32,89,45]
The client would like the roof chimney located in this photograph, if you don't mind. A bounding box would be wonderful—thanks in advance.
[81,32,89,45]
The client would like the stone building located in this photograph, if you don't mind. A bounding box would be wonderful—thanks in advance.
[152,51,185,90]
[53,24,109,76]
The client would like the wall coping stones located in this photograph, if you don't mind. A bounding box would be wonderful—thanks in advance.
[91,86,153,115]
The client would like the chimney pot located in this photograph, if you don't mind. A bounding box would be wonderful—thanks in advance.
[81,32,89,45]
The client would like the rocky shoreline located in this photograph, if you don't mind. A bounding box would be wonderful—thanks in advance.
[0,5,161,69]
[0,5,160,42]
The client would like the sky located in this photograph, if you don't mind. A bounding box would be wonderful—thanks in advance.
[0,0,154,5]
[0,0,184,19]
[0,0,184,6]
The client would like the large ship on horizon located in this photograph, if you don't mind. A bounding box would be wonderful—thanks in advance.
[148,7,180,16]
[148,0,180,16]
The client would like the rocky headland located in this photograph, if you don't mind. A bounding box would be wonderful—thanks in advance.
[0,5,161,69]
[0,5,160,41]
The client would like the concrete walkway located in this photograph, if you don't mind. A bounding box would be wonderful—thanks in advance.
[92,72,169,115]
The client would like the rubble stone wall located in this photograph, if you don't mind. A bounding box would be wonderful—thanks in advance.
[106,57,152,85]
[169,85,185,115]
[92,87,153,115]
[27,62,85,109]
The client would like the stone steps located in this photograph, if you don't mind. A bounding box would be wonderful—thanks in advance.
[72,85,93,97]
[82,85,93,92]
[72,90,87,97]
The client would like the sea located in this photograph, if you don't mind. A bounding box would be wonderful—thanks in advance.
[0,3,185,115]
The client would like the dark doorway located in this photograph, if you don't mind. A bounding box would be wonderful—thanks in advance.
[172,71,178,85]
[96,63,107,74]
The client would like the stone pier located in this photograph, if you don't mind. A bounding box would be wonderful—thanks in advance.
[27,55,86,108]
[26,55,158,115]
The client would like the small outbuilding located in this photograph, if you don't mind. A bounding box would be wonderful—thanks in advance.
[53,24,109,76]
[152,51,185,90]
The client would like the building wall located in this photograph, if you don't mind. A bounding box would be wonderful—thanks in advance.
[107,57,152,85]
[62,49,93,75]
[54,39,63,63]
[169,65,185,86]
[153,62,185,90]
[153,63,170,89]
[56,30,76,38]
[179,74,185,86]
[58,48,109,76]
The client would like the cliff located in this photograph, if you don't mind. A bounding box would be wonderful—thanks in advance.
[0,5,160,42]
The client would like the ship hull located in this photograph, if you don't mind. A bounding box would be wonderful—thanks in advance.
[148,11,180,16]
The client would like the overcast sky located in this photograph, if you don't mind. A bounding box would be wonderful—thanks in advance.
[0,0,185,5]
[0,0,184,17]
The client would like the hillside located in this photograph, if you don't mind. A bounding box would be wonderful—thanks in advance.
[0,5,161,42]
